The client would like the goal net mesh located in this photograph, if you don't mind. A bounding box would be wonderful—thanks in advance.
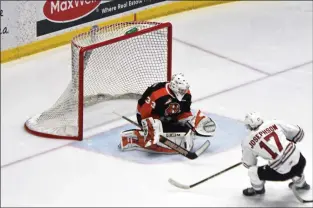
[25,22,171,139]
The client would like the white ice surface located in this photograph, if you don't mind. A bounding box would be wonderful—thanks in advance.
[1,1,312,206]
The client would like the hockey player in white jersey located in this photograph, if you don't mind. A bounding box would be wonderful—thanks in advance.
[241,112,310,196]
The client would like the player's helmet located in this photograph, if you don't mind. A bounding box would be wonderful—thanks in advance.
[244,112,264,130]
[169,73,190,101]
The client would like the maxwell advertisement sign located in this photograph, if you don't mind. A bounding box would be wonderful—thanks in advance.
[43,0,101,23]
[36,0,165,37]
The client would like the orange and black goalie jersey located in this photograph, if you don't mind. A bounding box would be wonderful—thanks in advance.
[137,82,192,125]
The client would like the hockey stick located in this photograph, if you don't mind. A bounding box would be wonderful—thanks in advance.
[184,110,216,137]
[185,121,214,137]
[292,185,313,203]
[113,112,210,160]
[168,162,242,189]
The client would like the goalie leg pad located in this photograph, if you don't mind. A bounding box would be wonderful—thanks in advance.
[119,129,142,151]
[158,130,195,151]
[119,129,195,153]
[185,130,195,151]
[119,129,177,154]
[165,130,194,151]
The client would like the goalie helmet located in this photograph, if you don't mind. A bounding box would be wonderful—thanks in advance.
[169,73,190,101]
[244,112,264,130]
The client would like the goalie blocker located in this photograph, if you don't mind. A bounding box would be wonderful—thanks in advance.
[118,73,216,154]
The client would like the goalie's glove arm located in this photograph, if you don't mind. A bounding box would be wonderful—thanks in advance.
[179,110,216,137]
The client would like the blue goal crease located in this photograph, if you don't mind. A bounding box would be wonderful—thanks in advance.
[71,111,248,164]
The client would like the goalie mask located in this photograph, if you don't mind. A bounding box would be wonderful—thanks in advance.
[169,73,190,101]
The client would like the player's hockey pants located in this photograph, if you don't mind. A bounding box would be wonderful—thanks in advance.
[258,153,306,181]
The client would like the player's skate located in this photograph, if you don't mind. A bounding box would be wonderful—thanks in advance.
[289,182,310,190]
[288,175,311,190]
[242,187,265,196]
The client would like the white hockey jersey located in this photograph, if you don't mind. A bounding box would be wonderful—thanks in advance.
[241,120,304,174]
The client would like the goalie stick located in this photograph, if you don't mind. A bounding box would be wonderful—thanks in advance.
[292,185,313,203]
[113,112,210,160]
[168,162,242,189]
[185,110,216,137]
[185,121,214,137]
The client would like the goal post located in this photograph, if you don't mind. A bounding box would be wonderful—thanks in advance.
[25,21,172,141]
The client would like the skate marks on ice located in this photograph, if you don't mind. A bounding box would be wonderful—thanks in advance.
[71,112,248,164]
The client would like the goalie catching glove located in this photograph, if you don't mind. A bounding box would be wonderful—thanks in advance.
[181,110,216,137]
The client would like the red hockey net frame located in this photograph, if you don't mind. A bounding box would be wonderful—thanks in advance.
[25,21,172,141]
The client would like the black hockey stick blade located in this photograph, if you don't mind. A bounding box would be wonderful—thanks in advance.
[292,185,313,203]
[169,162,242,189]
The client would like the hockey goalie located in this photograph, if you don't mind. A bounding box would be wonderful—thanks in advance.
[118,73,216,154]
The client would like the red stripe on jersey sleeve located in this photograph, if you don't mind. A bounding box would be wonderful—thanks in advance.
[137,103,153,120]
[153,87,171,100]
